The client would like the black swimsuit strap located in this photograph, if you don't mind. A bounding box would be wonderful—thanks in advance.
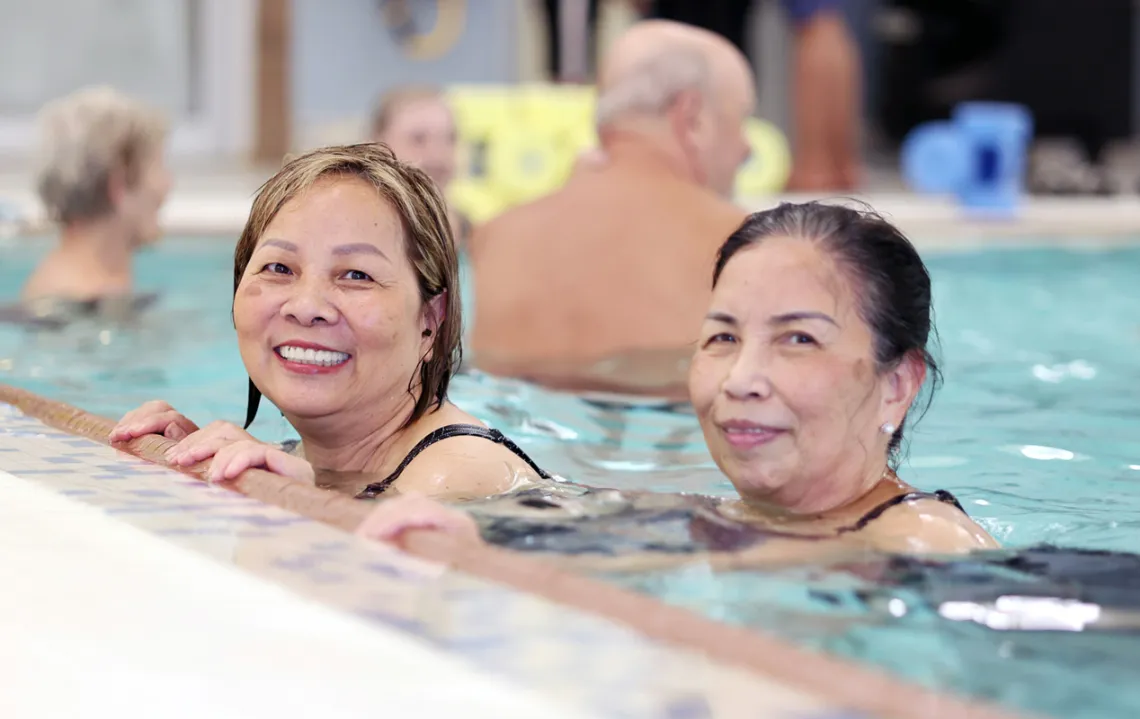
[838,489,967,534]
[356,424,551,499]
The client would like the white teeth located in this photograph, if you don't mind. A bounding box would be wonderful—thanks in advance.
[277,346,350,366]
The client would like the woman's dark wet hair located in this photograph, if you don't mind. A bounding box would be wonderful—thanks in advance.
[712,201,940,461]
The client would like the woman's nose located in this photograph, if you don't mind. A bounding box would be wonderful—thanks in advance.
[281,279,338,326]
[722,351,773,400]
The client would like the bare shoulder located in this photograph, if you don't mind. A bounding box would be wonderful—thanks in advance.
[859,498,1001,555]
[469,195,556,256]
[390,431,544,500]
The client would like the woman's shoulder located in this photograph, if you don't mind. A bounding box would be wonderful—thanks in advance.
[387,407,548,499]
[858,490,1000,554]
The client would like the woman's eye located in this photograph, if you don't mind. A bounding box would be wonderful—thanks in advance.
[261,262,291,275]
[343,269,373,282]
[784,332,818,346]
[704,332,737,346]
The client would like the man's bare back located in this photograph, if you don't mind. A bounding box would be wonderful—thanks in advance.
[470,140,746,395]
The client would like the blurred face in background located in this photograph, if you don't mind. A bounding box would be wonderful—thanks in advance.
[375,96,458,191]
[114,144,172,248]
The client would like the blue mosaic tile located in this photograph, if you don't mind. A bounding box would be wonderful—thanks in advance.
[157,527,241,537]
[59,437,98,446]
[272,555,321,572]
[95,465,148,474]
[219,514,309,527]
[661,696,713,719]
[356,608,428,635]
[363,561,437,582]
[106,502,224,515]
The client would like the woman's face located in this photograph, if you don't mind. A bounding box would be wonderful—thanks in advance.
[376,99,457,189]
[233,176,439,425]
[688,236,923,511]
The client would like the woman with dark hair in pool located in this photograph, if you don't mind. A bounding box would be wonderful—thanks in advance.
[356,202,998,557]
[111,143,548,499]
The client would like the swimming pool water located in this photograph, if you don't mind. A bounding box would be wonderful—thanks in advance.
[4,235,1139,551]
[3,234,1140,717]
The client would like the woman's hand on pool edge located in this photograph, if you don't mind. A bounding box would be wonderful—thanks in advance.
[163,420,258,467]
[205,439,316,484]
[355,494,483,545]
[110,400,200,442]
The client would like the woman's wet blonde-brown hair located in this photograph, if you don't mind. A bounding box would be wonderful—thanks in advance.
[233,142,462,429]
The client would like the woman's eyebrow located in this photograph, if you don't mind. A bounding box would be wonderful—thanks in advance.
[770,311,839,327]
[332,243,389,260]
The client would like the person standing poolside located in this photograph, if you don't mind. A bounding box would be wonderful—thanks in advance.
[644,0,864,191]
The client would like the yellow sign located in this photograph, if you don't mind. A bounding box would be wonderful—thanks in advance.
[447,84,789,223]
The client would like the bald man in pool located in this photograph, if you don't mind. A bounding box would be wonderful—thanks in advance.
[469,21,752,398]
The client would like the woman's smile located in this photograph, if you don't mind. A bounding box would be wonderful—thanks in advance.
[273,340,352,375]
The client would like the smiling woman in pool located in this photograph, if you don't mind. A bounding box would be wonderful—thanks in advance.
[111,143,547,498]
[357,202,998,556]
[685,202,997,553]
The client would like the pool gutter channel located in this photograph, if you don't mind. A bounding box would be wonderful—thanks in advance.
[0,382,1035,719]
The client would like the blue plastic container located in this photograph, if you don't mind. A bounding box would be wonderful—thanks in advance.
[953,102,1033,215]
[901,102,1034,217]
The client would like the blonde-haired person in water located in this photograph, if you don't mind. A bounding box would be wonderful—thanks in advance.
[370,86,470,248]
[23,86,171,305]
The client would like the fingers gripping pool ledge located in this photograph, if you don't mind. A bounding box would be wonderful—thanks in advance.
[0,383,371,533]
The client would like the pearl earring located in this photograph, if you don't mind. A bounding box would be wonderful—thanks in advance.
[880,423,897,435]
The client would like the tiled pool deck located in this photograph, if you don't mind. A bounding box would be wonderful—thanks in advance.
[0,385,1031,719]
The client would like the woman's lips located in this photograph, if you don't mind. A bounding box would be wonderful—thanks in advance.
[718,420,787,449]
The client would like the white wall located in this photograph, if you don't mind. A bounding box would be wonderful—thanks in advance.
[289,0,520,149]
[0,0,255,162]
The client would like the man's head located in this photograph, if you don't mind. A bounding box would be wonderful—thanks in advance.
[595,21,755,199]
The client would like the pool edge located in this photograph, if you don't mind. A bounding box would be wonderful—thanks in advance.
[0,382,1037,719]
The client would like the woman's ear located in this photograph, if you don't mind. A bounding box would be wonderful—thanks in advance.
[882,352,927,427]
[420,290,447,346]
[106,164,129,210]
[668,88,707,186]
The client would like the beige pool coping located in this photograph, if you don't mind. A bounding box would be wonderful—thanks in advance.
[4,173,1140,248]
[0,383,1036,719]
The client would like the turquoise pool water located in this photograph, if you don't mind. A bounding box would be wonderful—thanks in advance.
[3,235,1140,717]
